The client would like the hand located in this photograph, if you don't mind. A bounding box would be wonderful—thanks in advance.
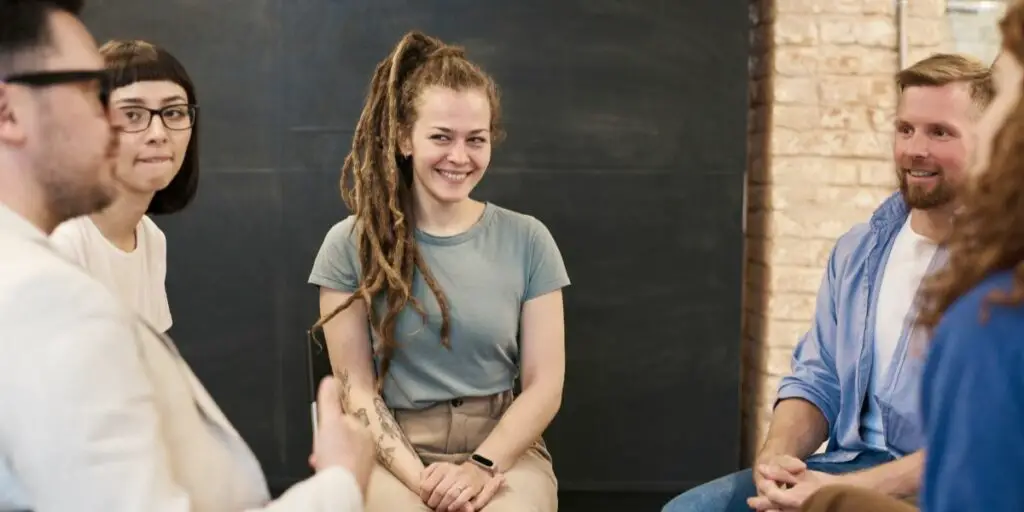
[748,459,837,511]
[419,461,504,512]
[418,462,462,510]
[752,454,806,493]
[309,376,375,495]
[748,454,807,512]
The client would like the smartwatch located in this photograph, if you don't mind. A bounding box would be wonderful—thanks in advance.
[469,453,498,475]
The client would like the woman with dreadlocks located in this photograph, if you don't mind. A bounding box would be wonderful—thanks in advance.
[800,2,1024,511]
[308,30,569,512]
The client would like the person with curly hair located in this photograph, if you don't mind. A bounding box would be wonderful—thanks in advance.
[667,51,994,512]
[800,2,1024,511]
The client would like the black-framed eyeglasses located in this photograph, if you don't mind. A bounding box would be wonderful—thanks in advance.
[2,69,110,106]
[115,104,198,133]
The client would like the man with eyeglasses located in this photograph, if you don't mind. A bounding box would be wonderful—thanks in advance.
[0,1,373,510]
[0,1,117,223]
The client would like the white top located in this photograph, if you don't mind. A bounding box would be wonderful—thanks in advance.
[0,203,362,512]
[862,216,939,450]
[50,215,174,331]
[50,215,173,332]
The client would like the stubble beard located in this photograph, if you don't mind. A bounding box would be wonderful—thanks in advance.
[38,164,116,225]
[898,167,957,210]
[34,110,119,224]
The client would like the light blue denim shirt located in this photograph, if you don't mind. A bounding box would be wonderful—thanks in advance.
[776,192,943,463]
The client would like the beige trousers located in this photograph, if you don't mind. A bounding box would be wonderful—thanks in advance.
[365,391,558,512]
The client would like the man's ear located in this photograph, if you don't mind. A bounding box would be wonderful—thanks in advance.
[0,84,28,146]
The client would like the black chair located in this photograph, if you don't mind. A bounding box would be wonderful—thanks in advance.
[306,327,333,433]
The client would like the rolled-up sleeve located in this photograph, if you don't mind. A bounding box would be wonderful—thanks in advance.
[775,245,842,433]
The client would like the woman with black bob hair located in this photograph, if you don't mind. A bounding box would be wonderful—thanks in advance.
[52,39,199,333]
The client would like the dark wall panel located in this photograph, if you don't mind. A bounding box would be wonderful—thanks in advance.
[83,0,748,493]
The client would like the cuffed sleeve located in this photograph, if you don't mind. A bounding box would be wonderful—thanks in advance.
[774,244,842,434]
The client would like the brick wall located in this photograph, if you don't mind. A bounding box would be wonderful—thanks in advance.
[740,0,950,462]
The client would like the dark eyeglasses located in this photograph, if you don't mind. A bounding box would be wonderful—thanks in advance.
[115,104,198,133]
[2,70,110,106]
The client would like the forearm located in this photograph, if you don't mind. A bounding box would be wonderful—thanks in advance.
[841,450,923,498]
[474,384,561,472]
[758,398,830,461]
[338,374,424,490]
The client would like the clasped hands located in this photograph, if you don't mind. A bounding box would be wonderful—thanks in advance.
[417,460,505,512]
[747,454,839,512]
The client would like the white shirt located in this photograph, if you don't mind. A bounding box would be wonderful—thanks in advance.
[862,217,938,449]
[0,203,362,512]
[50,215,173,332]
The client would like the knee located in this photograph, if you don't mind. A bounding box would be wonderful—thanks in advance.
[661,484,716,512]
[480,501,543,512]
[364,465,430,512]
[662,490,697,512]
[481,486,557,512]
[481,498,552,512]
[661,470,752,512]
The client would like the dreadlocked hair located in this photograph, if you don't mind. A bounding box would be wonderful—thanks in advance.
[312,30,503,393]
[917,2,1024,334]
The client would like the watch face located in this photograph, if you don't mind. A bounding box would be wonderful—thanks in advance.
[471,453,494,467]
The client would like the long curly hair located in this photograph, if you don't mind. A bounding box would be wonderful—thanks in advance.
[917,3,1024,332]
[312,31,502,392]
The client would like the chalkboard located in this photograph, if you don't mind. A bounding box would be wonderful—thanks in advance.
[82,0,748,493]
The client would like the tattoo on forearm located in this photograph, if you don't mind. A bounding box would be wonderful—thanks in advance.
[332,370,417,461]
[399,429,416,456]
[353,407,370,427]
[373,395,417,455]
[373,396,400,438]
[375,433,396,468]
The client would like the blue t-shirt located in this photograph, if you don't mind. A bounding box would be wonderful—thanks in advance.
[921,269,1024,512]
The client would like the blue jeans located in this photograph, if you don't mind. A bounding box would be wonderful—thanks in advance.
[661,451,895,512]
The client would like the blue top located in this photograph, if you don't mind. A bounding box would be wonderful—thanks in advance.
[921,270,1024,512]
[776,192,942,463]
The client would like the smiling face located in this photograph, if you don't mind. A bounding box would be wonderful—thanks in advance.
[109,80,192,195]
[400,85,492,206]
[892,82,978,210]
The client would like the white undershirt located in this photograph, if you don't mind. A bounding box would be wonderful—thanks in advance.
[50,215,173,333]
[861,216,938,450]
